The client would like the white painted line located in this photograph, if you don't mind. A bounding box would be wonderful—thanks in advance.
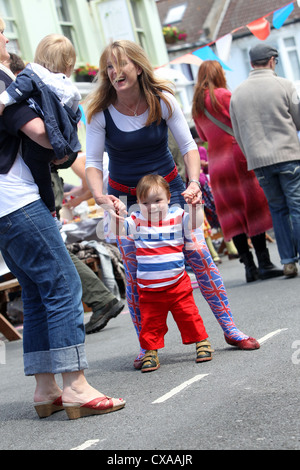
[70,439,100,450]
[152,374,209,404]
[258,328,288,344]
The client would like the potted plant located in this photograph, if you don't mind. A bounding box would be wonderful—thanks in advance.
[162,25,187,44]
[74,63,98,82]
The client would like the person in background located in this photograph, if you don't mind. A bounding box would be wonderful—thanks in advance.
[169,127,223,265]
[63,154,94,210]
[192,60,282,283]
[0,20,125,420]
[8,52,25,76]
[230,44,300,279]
[190,126,239,263]
[85,40,260,369]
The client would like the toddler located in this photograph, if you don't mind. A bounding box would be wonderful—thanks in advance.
[0,34,81,223]
[115,174,214,373]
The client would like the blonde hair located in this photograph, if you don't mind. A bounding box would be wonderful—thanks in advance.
[0,18,5,31]
[136,174,171,202]
[85,40,174,126]
[34,34,76,74]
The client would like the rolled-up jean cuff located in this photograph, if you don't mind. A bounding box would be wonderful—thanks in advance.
[24,344,88,376]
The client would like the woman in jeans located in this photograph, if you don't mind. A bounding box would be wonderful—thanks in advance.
[0,19,125,420]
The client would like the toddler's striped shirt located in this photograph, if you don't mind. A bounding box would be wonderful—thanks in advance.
[125,207,189,290]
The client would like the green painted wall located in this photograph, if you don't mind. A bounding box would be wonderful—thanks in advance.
[5,0,168,67]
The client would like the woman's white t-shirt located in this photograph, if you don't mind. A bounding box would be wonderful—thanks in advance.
[0,151,40,217]
[86,92,196,172]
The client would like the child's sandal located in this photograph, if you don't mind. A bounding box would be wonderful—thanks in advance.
[196,339,214,363]
[141,350,160,373]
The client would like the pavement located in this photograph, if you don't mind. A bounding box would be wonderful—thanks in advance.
[0,237,299,453]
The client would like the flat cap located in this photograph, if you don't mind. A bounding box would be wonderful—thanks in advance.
[249,44,278,62]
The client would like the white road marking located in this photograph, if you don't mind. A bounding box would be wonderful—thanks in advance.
[152,330,288,404]
[258,328,288,344]
[70,439,101,450]
[152,374,209,404]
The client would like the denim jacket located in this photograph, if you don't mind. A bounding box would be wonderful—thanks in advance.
[0,69,40,174]
[5,68,81,159]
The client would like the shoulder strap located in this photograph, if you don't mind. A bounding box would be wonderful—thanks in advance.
[0,63,16,81]
[204,108,234,136]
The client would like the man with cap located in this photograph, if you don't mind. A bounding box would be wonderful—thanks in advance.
[230,43,300,278]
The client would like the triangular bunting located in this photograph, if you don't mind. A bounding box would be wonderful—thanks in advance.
[169,53,203,66]
[160,2,298,73]
[192,46,232,71]
[273,3,294,29]
[215,34,232,63]
[247,17,270,40]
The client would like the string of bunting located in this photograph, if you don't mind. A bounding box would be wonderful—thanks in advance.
[160,1,299,71]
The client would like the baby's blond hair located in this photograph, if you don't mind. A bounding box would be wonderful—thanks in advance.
[0,18,5,31]
[34,34,76,74]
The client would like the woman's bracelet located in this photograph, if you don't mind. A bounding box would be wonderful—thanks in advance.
[188,179,201,188]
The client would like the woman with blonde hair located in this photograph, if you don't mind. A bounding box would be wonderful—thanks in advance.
[85,41,260,369]
[192,60,282,283]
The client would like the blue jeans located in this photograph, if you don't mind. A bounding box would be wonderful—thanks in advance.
[254,161,300,264]
[0,199,88,375]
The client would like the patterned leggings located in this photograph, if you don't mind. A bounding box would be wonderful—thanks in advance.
[117,228,248,359]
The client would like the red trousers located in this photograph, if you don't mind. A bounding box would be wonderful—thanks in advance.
[138,272,208,350]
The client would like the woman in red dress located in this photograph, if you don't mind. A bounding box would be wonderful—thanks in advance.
[192,60,282,282]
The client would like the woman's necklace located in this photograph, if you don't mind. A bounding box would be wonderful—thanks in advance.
[117,94,141,116]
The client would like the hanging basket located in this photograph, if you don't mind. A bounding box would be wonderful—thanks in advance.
[164,36,177,45]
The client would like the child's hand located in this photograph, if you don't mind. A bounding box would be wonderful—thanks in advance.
[113,199,127,218]
[0,102,5,116]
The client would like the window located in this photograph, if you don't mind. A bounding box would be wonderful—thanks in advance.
[0,0,20,54]
[130,0,148,49]
[163,3,187,25]
[283,37,300,80]
[242,49,251,76]
[55,0,78,50]
[95,0,135,43]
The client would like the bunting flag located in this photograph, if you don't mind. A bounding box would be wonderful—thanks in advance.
[246,17,271,40]
[215,34,232,63]
[273,3,294,28]
[157,1,300,71]
[192,46,232,70]
[169,53,203,66]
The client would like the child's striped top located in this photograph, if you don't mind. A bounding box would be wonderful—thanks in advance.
[125,207,189,290]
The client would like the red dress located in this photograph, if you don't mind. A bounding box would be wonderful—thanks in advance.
[194,88,273,241]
